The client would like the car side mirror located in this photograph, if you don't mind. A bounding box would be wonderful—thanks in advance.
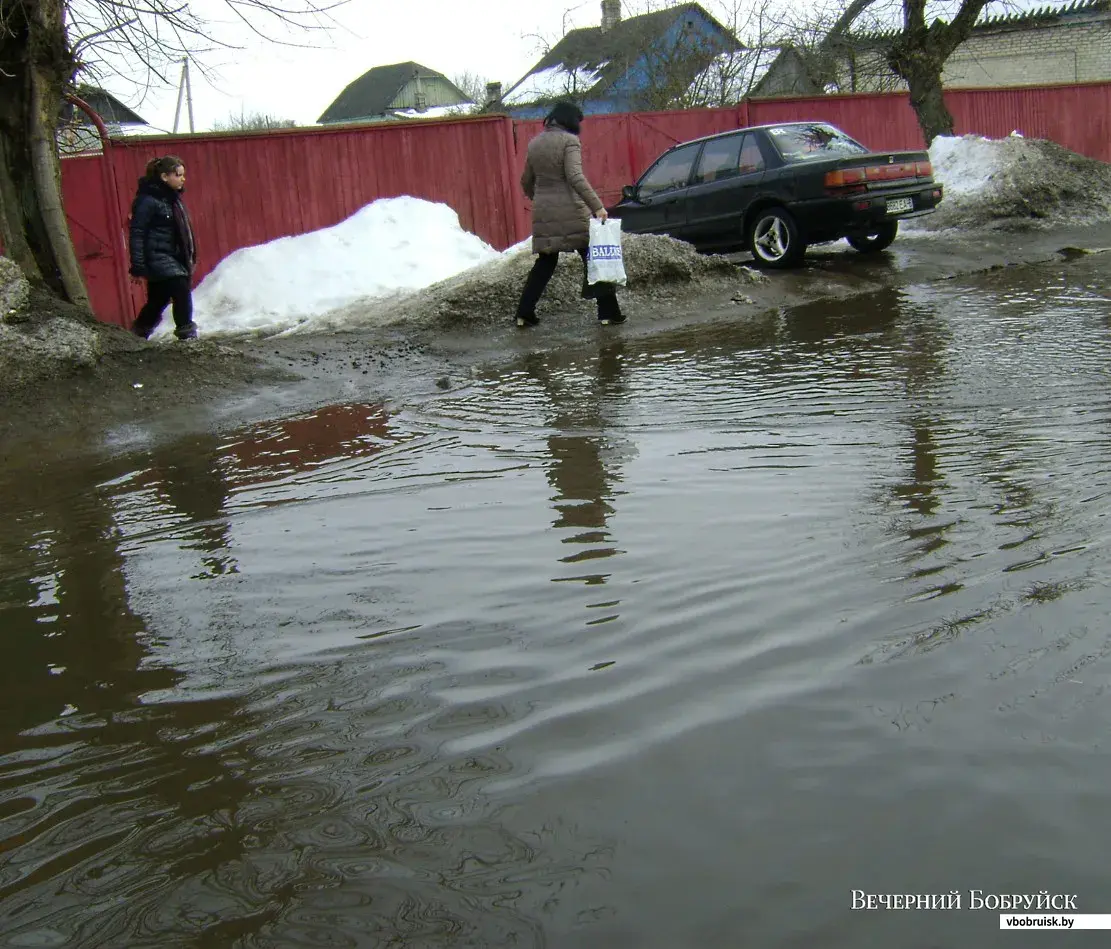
[622,184,639,202]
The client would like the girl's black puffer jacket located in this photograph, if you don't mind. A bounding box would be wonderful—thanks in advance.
[128,178,197,280]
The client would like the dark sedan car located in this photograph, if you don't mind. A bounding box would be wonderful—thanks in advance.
[608,121,944,267]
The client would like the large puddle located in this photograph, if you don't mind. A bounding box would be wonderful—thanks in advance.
[2,259,1110,947]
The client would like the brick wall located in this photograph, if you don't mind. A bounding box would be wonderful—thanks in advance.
[843,16,1111,91]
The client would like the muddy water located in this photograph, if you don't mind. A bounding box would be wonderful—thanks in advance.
[2,259,1110,948]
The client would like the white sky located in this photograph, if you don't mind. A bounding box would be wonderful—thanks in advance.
[95,0,612,132]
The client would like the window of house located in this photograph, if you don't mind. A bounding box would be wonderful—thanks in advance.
[692,135,742,184]
[638,144,700,197]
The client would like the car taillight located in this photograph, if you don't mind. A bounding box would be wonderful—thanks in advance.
[826,161,930,194]
[824,168,867,189]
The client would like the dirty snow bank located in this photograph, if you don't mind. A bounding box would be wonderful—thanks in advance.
[180,197,505,339]
[0,297,101,393]
[0,257,254,400]
[0,282,252,400]
[914,133,1111,231]
[317,233,762,330]
[0,259,100,394]
[0,256,30,319]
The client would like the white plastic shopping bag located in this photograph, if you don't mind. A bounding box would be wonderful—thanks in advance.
[587,218,627,286]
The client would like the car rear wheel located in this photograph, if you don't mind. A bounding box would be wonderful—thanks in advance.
[748,208,805,268]
[847,222,898,253]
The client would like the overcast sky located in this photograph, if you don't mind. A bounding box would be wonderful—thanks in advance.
[95,0,614,133]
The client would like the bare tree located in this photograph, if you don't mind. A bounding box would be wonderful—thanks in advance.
[445,71,491,115]
[514,19,604,108]
[687,0,799,106]
[0,0,344,307]
[771,0,900,94]
[213,111,297,132]
[886,0,1002,143]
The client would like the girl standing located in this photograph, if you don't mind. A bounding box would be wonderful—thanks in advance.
[128,155,198,340]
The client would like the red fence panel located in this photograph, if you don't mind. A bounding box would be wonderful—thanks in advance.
[60,154,130,327]
[618,107,745,188]
[947,83,1111,163]
[748,93,927,152]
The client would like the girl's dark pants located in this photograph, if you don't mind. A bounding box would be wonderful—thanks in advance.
[133,276,196,339]
[516,249,621,322]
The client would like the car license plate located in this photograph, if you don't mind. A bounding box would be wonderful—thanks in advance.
[886,197,914,214]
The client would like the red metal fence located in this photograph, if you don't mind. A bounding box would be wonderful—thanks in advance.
[60,81,1111,328]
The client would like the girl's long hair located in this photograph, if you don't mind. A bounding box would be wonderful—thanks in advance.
[544,101,583,135]
[145,155,184,180]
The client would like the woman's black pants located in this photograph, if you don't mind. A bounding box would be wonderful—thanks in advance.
[133,275,196,339]
[515,249,621,322]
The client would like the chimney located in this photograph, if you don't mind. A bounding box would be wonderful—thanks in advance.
[601,0,621,32]
[485,81,503,108]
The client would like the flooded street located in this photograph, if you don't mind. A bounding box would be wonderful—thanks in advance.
[2,253,1110,947]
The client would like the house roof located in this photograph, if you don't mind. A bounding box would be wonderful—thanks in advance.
[62,86,146,126]
[317,61,468,123]
[502,2,741,105]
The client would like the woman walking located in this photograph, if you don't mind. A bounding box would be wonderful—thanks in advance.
[128,155,199,340]
[515,102,624,328]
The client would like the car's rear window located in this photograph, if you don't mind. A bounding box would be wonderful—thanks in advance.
[767,125,868,162]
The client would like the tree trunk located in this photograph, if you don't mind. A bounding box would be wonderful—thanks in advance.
[905,67,954,145]
[886,0,993,149]
[887,33,956,148]
[0,0,89,307]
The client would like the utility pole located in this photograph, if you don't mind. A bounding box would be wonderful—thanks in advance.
[185,58,195,133]
[172,58,195,133]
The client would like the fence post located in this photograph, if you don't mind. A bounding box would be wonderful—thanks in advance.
[501,115,529,247]
[624,114,637,187]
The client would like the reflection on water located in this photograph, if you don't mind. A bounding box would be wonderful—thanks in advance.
[525,342,633,582]
[2,258,1111,947]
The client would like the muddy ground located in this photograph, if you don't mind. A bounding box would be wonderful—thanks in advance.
[3,221,1111,465]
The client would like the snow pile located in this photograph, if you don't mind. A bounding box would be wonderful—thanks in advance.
[169,197,505,338]
[928,134,1008,197]
[917,133,1111,231]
